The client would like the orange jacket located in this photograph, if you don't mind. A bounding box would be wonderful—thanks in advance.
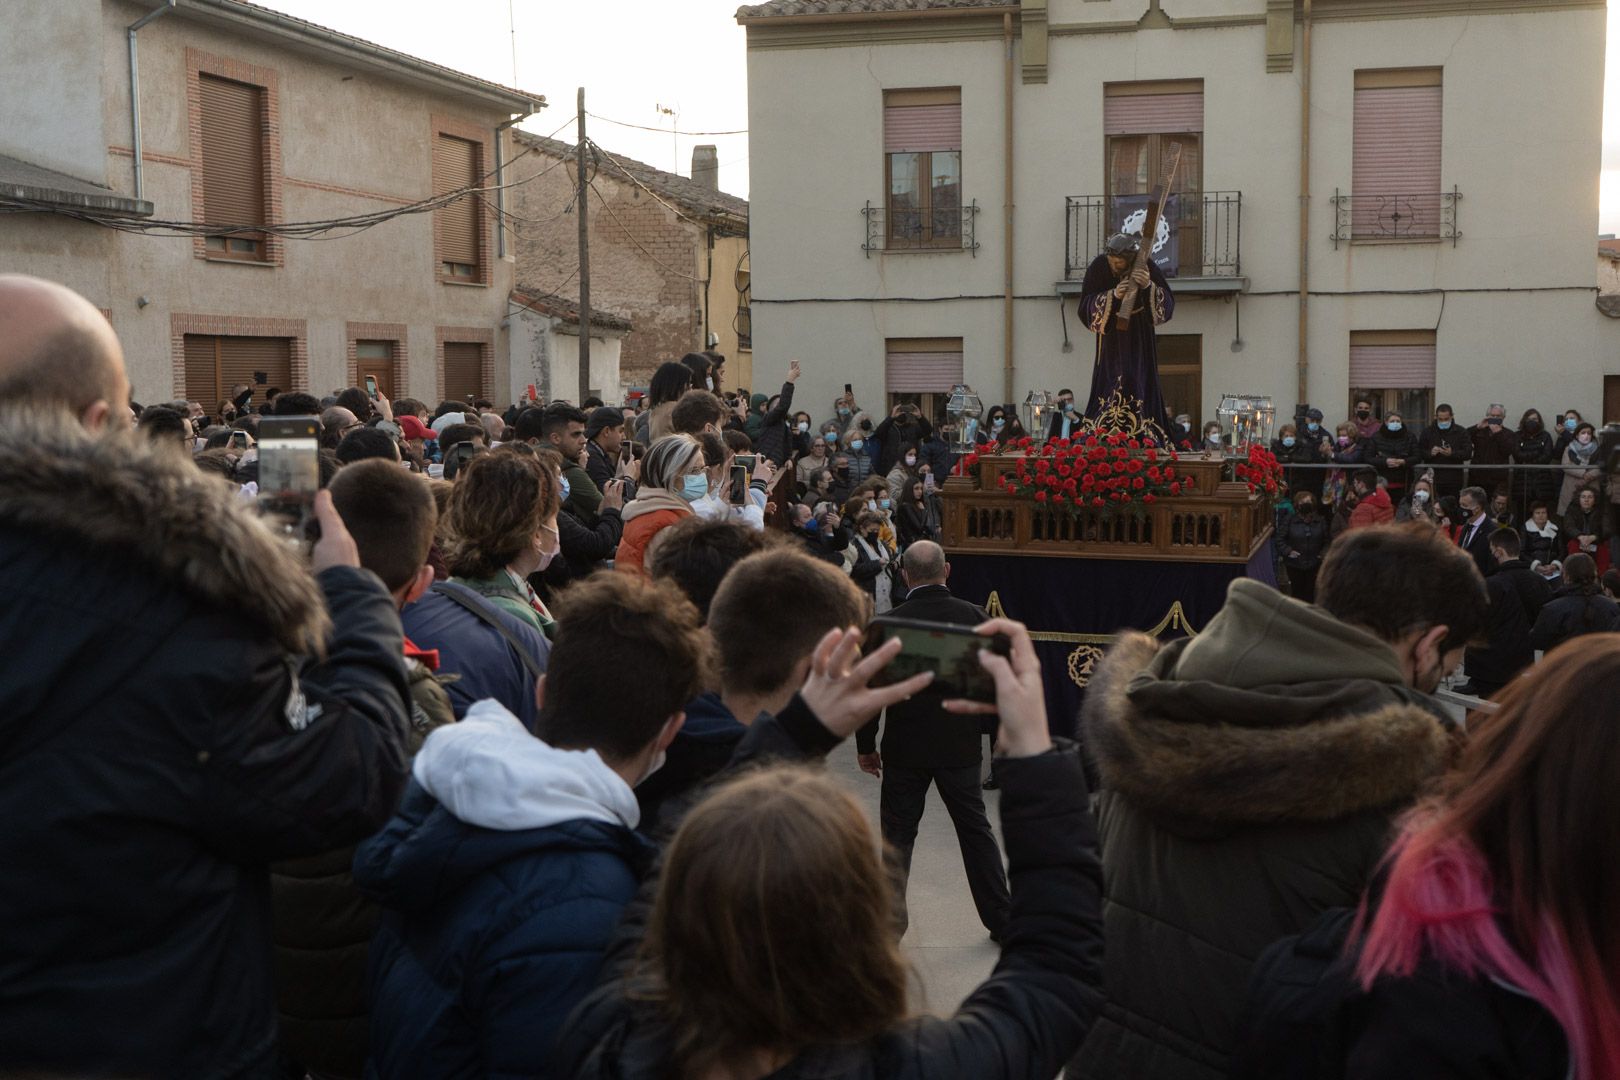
[615,506,689,574]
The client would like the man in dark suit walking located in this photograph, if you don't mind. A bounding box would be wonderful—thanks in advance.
[1456,485,1496,579]
[855,541,1010,940]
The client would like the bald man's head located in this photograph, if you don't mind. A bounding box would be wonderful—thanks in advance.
[901,540,948,586]
[0,275,129,430]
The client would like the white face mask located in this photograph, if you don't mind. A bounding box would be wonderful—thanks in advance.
[797,422,810,434]
[904,455,917,466]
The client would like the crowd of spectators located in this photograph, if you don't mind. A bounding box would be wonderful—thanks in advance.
[2,273,1616,1080]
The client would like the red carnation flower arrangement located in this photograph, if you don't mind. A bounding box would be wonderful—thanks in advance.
[995,432,1180,515]
[1232,444,1285,497]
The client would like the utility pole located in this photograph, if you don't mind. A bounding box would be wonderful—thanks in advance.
[576,87,591,404]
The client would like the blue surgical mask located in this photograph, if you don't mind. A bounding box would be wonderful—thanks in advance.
[1565,418,1578,431]
[850,438,864,451]
[1437,421,1451,430]
[823,431,837,444]
[559,475,571,502]
[992,418,1005,431]
[879,498,892,509]
[1282,436,1296,448]
[680,474,710,502]
[1306,422,1320,432]
[1387,421,1403,433]
[838,407,851,417]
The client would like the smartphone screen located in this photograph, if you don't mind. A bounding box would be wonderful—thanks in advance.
[364,375,378,399]
[735,454,756,474]
[729,465,748,505]
[862,617,1010,703]
[257,416,320,538]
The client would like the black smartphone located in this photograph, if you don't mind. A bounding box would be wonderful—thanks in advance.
[735,453,756,473]
[862,616,1011,704]
[228,429,252,449]
[257,416,320,541]
[845,382,853,396]
[729,465,748,505]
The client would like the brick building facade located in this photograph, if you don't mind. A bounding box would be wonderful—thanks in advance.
[506,132,750,391]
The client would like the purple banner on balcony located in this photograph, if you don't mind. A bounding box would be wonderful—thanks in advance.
[1111,193,1181,278]
[942,548,1275,741]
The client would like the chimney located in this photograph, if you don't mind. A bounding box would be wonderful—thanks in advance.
[692,144,718,191]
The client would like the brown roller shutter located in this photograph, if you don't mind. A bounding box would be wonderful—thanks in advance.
[434,134,482,276]
[199,75,265,238]
[184,335,220,408]
[442,342,483,403]
[219,337,292,396]
[885,338,964,393]
[1352,70,1442,237]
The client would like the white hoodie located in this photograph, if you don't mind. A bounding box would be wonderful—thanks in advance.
[412,699,641,832]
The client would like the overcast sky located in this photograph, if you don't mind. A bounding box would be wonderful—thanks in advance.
[257,0,1620,233]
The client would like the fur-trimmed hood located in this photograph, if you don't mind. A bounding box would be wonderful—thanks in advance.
[0,407,328,654]
[1083,579,1452,828]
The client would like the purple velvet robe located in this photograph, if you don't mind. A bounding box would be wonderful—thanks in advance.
[1079,254,1175,436]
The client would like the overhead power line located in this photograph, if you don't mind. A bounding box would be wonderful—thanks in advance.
[586,111,747,137]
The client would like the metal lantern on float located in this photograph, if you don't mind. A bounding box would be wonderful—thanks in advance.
[1216,393,1276,450]
[1022,390,1052,440]
[944,384,984,453]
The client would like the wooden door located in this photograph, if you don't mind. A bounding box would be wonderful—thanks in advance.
[1605,375,1620,426]
[356,340,394,400]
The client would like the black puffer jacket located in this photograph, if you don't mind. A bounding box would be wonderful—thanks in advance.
[557,750,1104,1080]
[1463,559,1551,687]
[1233,905,1570,1079]
[1274,509,1329,570]
[1366,426,1420,488]
[1530,583,1620,653]
[0,412,412,1080]
[1069,580,1455,1080]
[753,379,797,466]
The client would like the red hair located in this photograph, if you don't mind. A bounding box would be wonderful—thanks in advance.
[1355,637,1620,1079]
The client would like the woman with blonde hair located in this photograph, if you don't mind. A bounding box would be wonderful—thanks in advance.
[558,619,1105,1079]
[616,434,706,574]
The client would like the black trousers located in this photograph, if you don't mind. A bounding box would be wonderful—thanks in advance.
[879,763,1010,936]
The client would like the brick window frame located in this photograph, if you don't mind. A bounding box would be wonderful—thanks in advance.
[345,322,410,398]
[186,48,284,266]
[434,326,495,404]
[430,113,495,287]
[170,313,307,399]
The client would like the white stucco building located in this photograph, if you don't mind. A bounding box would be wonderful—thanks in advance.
[738,0,1616,432]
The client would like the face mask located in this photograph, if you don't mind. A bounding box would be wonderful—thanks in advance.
[904,454,917,466]
[1297,502,1315,514]
[797,422,810,434]
[835,466,850,478]
[850,439,864,451]
[1414,490,1430,503]
[1387,422,1403,433]
[1282,437,1296,448]
[559,475,571,502]
[1526,419,1542,432]
[865,531,880,542]
[823,431,837,444]
[1356,409,1370,419]
[1437,421,1451,430]
[1307,422,1320,432]
[680,474,710,502]
[1338,436,1351,446]
[1487,416,1504,426]
[991,418,1005,431]
[802,519,820,534]
[838,407,851,417]
[705,376,714,391]
[1565,418,1578,431]
[1206,434,1221,444]
[879,498,892,509]
[866,499,878,511]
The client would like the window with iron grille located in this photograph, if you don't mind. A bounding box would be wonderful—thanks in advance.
[1104,81,1202,274]
[1350,69,1443,240]
[434,134,483,281]
[884,89,962,250]
[199,74,267,261]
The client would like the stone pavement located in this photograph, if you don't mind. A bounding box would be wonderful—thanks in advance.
[825,741,1003,1017]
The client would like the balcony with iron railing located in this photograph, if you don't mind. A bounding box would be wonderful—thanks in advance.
[1062,191,1243,295]
[1330,187,1461,248]
[862,199,981,256]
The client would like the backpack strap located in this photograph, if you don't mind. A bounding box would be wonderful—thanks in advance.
[430,582,545,681]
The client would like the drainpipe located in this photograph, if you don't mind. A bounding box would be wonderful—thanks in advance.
[1002,11,1016,405]
[127,0,177,203]
[495,106,539,259]
[1296,0,1312,405]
